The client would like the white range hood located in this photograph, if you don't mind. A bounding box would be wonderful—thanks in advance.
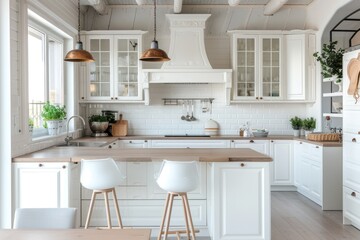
[142,14,232,105]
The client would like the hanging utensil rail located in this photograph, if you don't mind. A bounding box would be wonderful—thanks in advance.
[162,98,214,105]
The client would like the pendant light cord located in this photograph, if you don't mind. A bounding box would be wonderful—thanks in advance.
[153,0,157,41]
[77,0,81,42]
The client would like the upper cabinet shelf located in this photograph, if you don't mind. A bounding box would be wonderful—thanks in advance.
[228,30,316,103]
[79,30,146,103]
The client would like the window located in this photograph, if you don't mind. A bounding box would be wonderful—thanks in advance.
[28,21,64,137]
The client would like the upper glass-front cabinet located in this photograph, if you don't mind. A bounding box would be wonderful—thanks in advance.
[82,31,145,102]
[232,33,282,101]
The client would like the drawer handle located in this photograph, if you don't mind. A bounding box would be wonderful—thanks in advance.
[271,140,274,143]
[351,192,356,197]
[108,145,112,149]
[240,163,245,167]
[315,146,319,149]
[299,142,302,144]
[352,138,357,143]
[129,141,132,143]
[250,140,254,143]
[62,165,66,169]
[145,140,148,143]
[38,163,43,167]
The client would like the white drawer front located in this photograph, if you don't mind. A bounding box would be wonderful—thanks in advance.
[301,142,322,162]
[81,199,207,227]
[343,187,360,229]
[344,162,360,193]
[151,140,230,148]
[343,110,360,134]
[343,135,360,165]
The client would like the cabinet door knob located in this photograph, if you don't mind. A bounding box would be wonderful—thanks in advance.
[256,97,259,100]
[145,140,148,143]
[240,163,245,167]
[62,165,66,169]
[115,97,118,100]
[38,163,43,167]
[108,145,112,149]
[231,140,234,142]
[351,192,356,197]
[260,97,263,100]
[271,140,274,143]
[299,142,302,144]
[250,140,254,143]
[81,97,84,99]
[352,138,357,143]
[129,141,132,143]
[111,97,114,100]
[315,146,319,148]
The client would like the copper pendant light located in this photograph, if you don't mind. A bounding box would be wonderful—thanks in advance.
[64,0,95,62]
[139,0,170,62]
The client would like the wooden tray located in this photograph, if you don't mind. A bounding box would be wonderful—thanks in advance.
[307,133,340,142]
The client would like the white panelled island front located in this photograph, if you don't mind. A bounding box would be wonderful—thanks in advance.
[13,142,272,240]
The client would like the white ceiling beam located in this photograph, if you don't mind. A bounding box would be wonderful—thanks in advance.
[174,0,183,13]
[86,0,109,15]
[263,0,288,16]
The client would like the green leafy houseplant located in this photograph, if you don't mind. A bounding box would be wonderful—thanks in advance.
[302,117,316,131]
[88,114,109,123]
[289,116,303,130]
[313,41,345,81]
[41,101,66,121]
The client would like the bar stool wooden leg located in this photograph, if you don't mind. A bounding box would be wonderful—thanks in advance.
[183,194,196,240]
[112,188,123,228]
[180,193,191,240]
[158,193,171,240]
[164,193,175,240]
[85,191,97,229]
[103,191,112,229]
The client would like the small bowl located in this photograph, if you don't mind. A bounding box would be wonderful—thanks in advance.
[252,130,269,137]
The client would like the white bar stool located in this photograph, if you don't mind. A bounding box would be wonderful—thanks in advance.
[156,160,199,240]
[80,158,123,229]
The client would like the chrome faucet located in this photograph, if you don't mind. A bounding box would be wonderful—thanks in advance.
[65,115,86,145]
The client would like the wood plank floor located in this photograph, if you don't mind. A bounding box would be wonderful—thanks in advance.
[272,191,360,240]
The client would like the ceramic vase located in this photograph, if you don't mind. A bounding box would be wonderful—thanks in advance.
[293,129,300,137]
[46,120,59,136]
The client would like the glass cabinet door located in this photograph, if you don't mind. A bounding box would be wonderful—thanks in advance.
[261,37,281,99]
[115,37,141,99]
[88,37,111,99]
[236,38,256,98]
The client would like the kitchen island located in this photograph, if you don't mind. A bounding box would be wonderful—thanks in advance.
[13,147,272,240]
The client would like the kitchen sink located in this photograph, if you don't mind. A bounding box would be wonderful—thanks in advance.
[57,141,108,147]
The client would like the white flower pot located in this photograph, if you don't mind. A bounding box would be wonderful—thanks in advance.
[47,120,59,136]
[293,129,300,137]
[304,130,313,139]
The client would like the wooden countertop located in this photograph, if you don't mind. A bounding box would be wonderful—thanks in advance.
[78,135,342,147]
[13,148,272,163]
[0,229,151,240]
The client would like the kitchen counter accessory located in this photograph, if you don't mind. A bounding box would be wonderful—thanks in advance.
[112,114,128,137]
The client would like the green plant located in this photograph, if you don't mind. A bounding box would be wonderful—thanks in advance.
[28,118,34,127]
[41,102,66,121]
[289,116,303,130]
[302,117,316,131]
[88,114,109,123]
[313,41,345,79]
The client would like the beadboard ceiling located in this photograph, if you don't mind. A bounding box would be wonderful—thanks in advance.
[104,0,313,5]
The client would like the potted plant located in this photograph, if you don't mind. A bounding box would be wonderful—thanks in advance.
[313,41,345,91]
[302,117,316,139]
[88,114,109,136]
[28,118,34,133]
[289,116,303,137]
[41,101,66,135]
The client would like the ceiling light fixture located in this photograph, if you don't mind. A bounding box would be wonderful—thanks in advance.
[139,0,170,62]
[64,0,95,62]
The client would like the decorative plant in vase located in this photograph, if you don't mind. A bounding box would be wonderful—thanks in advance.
[41,101,66,136]
[302,117,316,139]
[289,116,303,137]
[313,41,345,92]
[88,114,110,137]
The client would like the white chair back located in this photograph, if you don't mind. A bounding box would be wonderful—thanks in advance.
[13,208,76,229]
[156,160,199,193]
[80,158,123,190]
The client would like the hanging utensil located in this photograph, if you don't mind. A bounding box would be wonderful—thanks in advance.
[181,101,186,120]
[190,100,196,121]
[185,101,191,121]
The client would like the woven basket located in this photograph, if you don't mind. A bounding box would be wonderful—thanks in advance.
[307,133,340,142]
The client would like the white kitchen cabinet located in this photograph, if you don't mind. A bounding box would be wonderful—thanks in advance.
[294,140,342,210]
[13,162,80,209]
[343,187,360,230]
[269,140,293,187]
[230,31,282,101]
[284,33,316,101]
[80,31,146,102]
[151,139,230,148]
[208,162,270,240]
[81,199,207,227]
[104,139,149,149]
[230,139,269,154]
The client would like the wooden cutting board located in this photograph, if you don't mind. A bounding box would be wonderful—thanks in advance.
[112,120,128,137]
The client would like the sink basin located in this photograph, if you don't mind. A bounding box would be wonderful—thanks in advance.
[57,141,108,147]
